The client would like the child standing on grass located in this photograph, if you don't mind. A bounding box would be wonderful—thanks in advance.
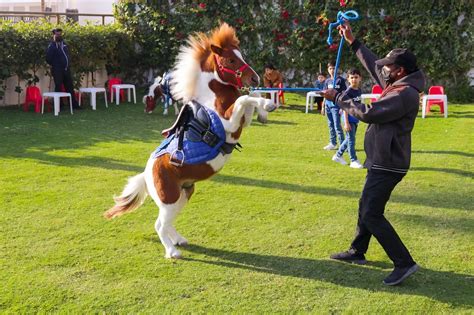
[332,69,364,168]
[323,61,347,150]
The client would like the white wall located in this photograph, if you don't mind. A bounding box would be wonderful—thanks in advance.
[0,0,117,24]
[1,68,110,107]
[0,0,118,105]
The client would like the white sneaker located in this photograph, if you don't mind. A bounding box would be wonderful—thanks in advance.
[350,160,364,169]
[332,154,347,165]
[163,108,168,115]
[324,143,337,150]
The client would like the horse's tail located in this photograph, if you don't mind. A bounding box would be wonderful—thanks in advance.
[104,173,148,219]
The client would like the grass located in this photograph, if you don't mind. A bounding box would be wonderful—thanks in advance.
[0,94,473,313]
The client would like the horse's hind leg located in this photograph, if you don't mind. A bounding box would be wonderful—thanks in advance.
[154,215,188,249]
[145,157,187,258]
[167,185,194,246]
[152,193,185,258]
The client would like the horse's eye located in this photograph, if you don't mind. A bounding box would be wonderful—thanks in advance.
[229,59,235,64]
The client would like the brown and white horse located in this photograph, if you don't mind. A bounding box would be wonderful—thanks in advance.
[105,23,275,259]
[143,74,179,115]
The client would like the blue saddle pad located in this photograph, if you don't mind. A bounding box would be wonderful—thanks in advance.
[152,105,226,164]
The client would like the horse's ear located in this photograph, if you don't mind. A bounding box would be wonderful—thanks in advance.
[210,44,223,56]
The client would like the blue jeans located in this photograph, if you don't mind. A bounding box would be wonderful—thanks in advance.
[337,122,358,161]
[326,104,344,146]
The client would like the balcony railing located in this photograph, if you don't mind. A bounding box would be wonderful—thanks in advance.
[0,11,114,25]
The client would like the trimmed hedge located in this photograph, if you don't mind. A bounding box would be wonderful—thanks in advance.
[0,20,130,100]
[1,1,472,102]
[114,0,473,102]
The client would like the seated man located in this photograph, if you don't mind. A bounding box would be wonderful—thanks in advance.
[313,72,326,111]
[263,64,283,88]
[263,63,284,105]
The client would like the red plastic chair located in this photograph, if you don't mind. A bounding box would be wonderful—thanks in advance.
[24,86,42,113]
[371,84,383,102]
[372,84,383,94]
[278,82,285,105]
[426,86,445,114]
[108,77,125,102]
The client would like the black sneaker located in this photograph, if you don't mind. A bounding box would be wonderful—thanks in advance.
[383,263,419,286]
[330,248,367,265]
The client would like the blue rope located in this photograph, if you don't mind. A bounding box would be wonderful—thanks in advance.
[252,87,322,92]
[326,10,359,88]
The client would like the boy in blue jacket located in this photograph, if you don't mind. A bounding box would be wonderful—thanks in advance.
[322,62,346,150]
[332,68,364,168]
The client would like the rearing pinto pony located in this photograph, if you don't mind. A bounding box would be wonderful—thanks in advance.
[105,23,275,258]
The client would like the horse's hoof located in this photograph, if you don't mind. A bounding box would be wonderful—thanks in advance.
[177,239,188,247]
[172,237,188,246]
[257,115,267,124]
[165,249,182,259]
[264,103,277,112]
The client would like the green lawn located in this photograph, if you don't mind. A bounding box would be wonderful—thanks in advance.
[0,94,473,313]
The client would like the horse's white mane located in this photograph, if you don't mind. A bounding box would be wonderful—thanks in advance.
[170,43,202,104]
[170,24,239,105]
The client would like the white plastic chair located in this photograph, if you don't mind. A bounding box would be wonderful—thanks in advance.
[361,93,381,104]
[422,94,448,118]
[42,92,73,116]
[111,84,136,105]
[305,91,322,113]
[79,87,108,110]
[249,90,280,107]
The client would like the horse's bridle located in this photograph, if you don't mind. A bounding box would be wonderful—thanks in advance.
[214,55,249,88]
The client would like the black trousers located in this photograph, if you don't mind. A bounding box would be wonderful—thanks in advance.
[351,169,415,268]
[51,67,79,107]
[314,96,324,111]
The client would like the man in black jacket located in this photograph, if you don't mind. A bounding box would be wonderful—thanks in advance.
[321,22,426,286]
[46,28,80,109]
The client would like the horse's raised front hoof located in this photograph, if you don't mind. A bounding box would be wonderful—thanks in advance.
[263,100,277,112]
[165,249,182,259]
[257,114,267,124]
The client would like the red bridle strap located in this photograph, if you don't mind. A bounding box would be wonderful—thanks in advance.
[214,55,249,88]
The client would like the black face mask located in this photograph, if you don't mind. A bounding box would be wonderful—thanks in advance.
[381,66,400,84]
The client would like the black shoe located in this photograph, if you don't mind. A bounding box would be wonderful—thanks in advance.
[383,263,419,286]
[330,248,367,265]
[73,106,82,110]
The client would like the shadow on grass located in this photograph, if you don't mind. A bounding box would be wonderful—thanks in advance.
[449,110,474,114]
[411,166,473,178]
[0,104,171,172]
[250,119,298,126]
[211,174,470,210]
[393,213,473,234]
[412,150,474,158]
[184,244,473,308]
[279,105,307,113]
[419,113,474,119]
[445,114,474,119]
[8,151,144,173]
